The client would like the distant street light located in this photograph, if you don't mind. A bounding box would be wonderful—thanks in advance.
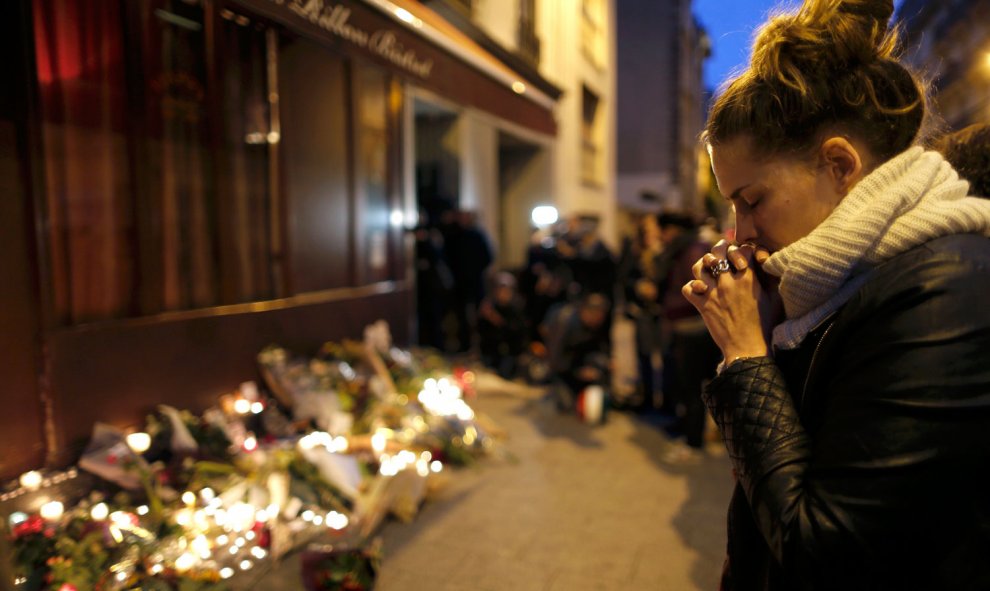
[531,205,559,228]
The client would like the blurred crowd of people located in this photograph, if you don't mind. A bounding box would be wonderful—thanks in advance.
[412,205,725,460]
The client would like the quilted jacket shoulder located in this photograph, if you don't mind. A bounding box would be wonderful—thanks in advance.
[705,234,990,591]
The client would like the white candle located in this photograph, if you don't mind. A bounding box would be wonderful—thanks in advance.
[90,503,109,520]
[175,552,196,571]
[125,432,151,454]
[371,431,387,454]
[234,399,251,414]
[228,502,256,532]
[39,501,64,521]
[19,471,42,491]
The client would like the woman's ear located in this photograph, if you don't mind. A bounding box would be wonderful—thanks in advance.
[819,137,864,195]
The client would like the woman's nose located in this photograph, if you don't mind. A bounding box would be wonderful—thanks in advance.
[734,213,756,244]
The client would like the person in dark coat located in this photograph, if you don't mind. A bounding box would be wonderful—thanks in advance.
[443,209,494,353]
[935,122,990,198]
[520,223,567,342]
[542,293,611,412]
[557,215,616,301]
[656,211,720,460]
[682,0,990,588]
[617,214,664,411]
[413,223,453,350]
[477,271,528,379]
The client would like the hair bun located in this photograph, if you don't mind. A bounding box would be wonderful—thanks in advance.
[751,0,897,96]
[705,0,924,164]
[838,0,893,25]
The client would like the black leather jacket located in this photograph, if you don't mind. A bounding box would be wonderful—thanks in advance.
[704,234,990,590]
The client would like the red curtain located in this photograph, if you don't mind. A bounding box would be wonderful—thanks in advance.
[34,0,133,323]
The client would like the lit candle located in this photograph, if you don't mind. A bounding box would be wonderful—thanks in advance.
[174,509,192,527]
[228,502,255,532]
[40,501,64,521]
[191,535,211,559]
[125,432,151,454]
[326,511,349,530]
[234,399,251,414]
[19,471,43,491]
[371,431,387,454]
[331,436,349,453]
[90,503,109,520]
[175,553,196,571]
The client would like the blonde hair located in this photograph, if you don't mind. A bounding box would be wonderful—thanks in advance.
[704,0,924,162]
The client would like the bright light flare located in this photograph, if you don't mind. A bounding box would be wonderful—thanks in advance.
[531,205,559,228]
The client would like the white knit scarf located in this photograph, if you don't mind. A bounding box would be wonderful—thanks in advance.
[762,146,990,349]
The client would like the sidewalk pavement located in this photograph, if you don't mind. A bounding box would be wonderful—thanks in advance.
[373,372,734,591]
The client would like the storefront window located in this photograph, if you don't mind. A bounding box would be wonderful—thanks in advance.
[33,0,401,324]
[33,0,279,323]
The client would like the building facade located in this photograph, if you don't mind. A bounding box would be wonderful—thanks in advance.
[615,0,709,216]
[416,0,618,267]
[0,0,614,479]
[897,0,990,131]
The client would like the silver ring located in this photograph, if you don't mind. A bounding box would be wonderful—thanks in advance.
[708,258,732,279]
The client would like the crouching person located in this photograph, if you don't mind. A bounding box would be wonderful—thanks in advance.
[542,293,611,422]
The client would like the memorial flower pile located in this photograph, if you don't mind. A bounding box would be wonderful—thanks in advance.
[1,322,499,590]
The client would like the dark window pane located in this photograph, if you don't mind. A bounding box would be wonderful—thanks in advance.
[280,36,352,293]
[357,66,391,284]
[135,0,217,311]
[217,11,275,303]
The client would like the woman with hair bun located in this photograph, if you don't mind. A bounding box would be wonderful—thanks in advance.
[683,0,990,588]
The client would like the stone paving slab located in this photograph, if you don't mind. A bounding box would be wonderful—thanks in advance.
[372,373,735,591]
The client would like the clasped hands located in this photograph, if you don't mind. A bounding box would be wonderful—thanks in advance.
[681,241,782,363]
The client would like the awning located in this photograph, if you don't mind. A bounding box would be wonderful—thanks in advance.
[232,0,559,135]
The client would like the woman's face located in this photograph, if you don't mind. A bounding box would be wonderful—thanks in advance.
[710,137,846,253]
